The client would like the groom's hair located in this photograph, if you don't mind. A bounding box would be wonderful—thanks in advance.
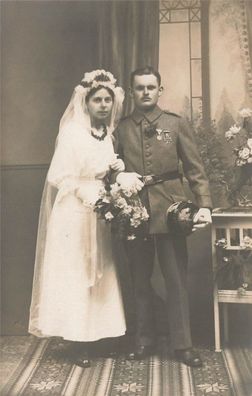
[130,66,161,87]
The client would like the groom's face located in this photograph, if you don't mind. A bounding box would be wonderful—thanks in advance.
[130,74,163,111]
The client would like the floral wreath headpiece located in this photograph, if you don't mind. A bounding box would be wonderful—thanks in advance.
[75,69,117,95]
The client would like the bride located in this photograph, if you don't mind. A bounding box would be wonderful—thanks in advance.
[29,70,126,367]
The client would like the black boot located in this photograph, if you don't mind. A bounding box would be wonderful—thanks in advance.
[175,348,203,367]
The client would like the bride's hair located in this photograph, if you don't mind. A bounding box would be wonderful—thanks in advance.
[85,86,115,103]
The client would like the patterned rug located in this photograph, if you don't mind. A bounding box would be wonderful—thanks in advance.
[0,336,251,396]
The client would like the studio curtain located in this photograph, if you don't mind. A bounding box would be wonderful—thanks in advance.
[97,0,163,333]
[98,0,160,114]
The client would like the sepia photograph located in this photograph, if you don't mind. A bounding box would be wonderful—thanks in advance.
[1,0,252,395]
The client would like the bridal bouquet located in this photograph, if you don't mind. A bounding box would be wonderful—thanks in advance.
[94,183,149,240]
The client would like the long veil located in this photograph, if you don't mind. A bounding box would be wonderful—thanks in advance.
[29,79,124,336]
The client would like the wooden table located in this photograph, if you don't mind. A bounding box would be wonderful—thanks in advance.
[211,209,252,351]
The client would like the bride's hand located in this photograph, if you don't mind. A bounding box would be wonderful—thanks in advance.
[76,186,99,206]
[110,158,125,172]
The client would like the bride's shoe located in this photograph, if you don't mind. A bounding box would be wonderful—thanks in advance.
[75,356,91,368]
[74,349,91,368]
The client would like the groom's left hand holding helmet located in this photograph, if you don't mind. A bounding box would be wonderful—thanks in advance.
[192,208,212,231]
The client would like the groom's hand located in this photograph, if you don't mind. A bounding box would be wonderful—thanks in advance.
[116,172,144,192]
[192,208,212,231]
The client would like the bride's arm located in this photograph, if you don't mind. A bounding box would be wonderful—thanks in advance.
[47,128,81,202]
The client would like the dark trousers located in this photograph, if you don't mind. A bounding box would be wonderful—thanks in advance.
[125,234,192,351]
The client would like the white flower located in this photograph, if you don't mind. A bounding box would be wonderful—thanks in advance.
[122,187,135,197]
[127,234,136,240]
[215,238,227,248]
[239,147,250,160]
[229,125,241,134]
[236,158,246,166]
[130,218,141,227]
[247,156,252,163]
[105,211,114,220]
[83,71,94,82]
[225,130,234,141]
[82,70,116,87]
[115,197,127,208]
[238,108,252,118]
[102,196,111,203]
[225,125,241,141]
[98,188,111,203]
[132,211,142,219]
[122,206,132,215]
[110,183,121,196]
[140,207,149,220]
[240,236,252,249]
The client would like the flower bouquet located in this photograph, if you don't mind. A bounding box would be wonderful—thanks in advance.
[224,108,252,206]
[215,236,252,294]
[94,183,149,240]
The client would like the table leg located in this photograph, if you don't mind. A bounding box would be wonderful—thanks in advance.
[223,303,229,344]
[214,288,221,352]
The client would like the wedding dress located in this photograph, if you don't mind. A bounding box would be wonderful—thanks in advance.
[29,121,126,341]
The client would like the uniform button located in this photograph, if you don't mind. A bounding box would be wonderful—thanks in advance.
[146,152,151,157]
[145,144,150,148]
[147,161,151,165]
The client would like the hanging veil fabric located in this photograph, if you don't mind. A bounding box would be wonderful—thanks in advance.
[29,71,126,340]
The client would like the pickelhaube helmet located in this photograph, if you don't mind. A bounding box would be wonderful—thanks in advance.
[167,201,199,236]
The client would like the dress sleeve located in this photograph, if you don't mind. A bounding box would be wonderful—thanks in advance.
[47,127,81,201]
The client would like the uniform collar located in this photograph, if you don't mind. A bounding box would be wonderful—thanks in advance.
[131,105,163,124]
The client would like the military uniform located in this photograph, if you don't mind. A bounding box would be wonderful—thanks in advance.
[113,105,212,349]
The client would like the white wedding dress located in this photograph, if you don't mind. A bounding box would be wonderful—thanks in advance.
[29,122,126,341]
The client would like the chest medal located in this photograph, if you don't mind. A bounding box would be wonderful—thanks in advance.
[163,130,173,143]
[156,128,162,140]
[156,128,173,143]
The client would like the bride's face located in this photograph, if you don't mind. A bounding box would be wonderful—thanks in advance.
[86,88,113,123]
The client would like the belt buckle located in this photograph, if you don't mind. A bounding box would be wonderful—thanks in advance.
[143,175,155,185]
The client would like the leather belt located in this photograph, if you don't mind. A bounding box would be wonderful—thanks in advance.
[141,170,181,186]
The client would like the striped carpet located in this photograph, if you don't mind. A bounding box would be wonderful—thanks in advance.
[0,336,251,396]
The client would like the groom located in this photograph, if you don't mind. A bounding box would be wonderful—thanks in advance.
[113,66,212,367]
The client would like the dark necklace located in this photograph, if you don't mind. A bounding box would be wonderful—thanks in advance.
[91,125,107,141]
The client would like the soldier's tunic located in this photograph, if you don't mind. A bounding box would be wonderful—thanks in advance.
[114,105,212,233]
[113,105,212,349]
